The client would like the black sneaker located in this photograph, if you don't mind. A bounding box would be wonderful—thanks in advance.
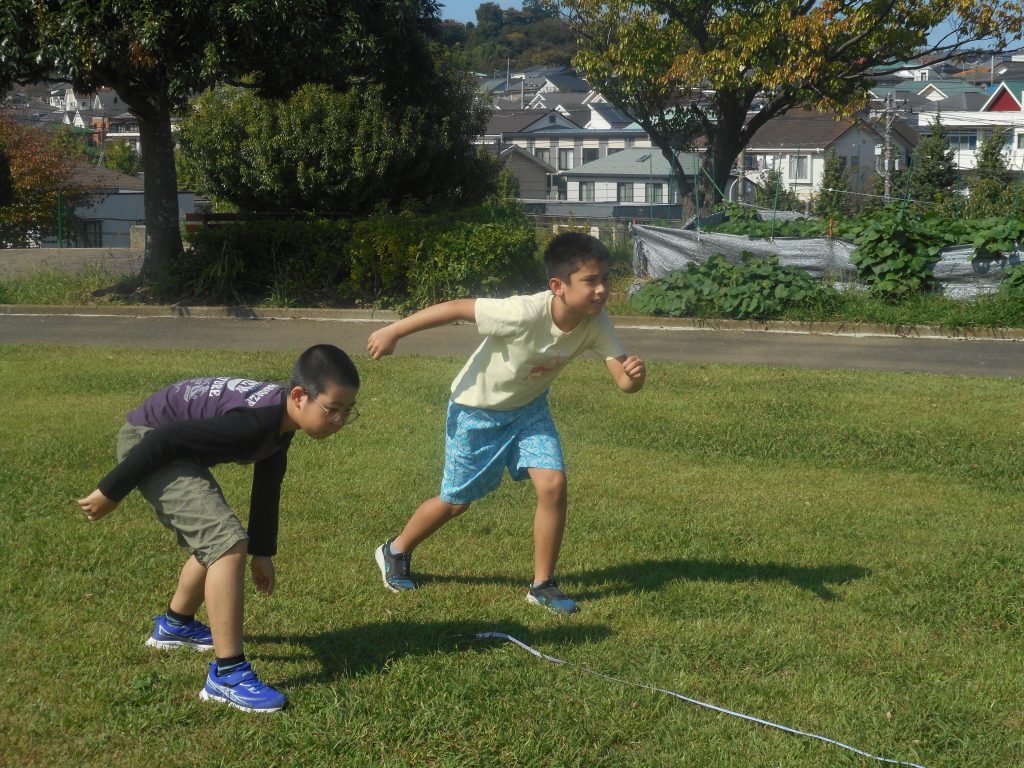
[527,579,577,614]
[375,538,416,592]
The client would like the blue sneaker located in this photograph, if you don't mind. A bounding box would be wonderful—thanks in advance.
[199,661,286,712]
[145,614,214,651]
[375,538,417,592]
[527,580,578,614]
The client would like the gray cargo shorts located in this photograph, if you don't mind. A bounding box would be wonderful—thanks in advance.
[117,423,248,567]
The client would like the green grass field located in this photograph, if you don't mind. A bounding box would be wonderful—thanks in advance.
[2,345,1022,767]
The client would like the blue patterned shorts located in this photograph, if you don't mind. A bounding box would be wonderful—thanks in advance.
[440,395,565,505]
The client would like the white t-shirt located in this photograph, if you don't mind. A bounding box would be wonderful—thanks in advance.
[450,291,626,410]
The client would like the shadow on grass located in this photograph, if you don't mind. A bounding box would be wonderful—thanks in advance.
[424,558,869,601]
[248,620,610,688]
[573,558,871,601]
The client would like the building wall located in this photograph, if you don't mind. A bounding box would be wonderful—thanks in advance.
[567,179,668,203]
[920,110,1024,170]
[507,156,551,199]
[39,191,197,248]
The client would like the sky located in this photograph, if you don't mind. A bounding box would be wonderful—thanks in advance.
[434,2,1021,53]
[438,1,522,24]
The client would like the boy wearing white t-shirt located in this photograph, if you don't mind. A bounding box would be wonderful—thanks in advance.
[366,232,647,613]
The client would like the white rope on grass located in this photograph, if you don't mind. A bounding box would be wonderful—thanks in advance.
[476,631,929,768]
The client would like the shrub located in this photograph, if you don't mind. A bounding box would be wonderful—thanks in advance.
[176,218,353,303]
[178,203,542,307]
[629,253,829,320]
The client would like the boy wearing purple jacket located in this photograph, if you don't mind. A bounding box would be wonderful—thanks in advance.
[77,344,359,712]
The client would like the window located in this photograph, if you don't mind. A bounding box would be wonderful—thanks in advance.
[607,147,622,156]
[579,181,595,201]
[645,183,663,203]
[946,130,977,152]
[617,182,634,202]
[80,220,102,247]
[788,155,808,180]
[582,148,599,164]
[849,155,860,173]
[558,148,574,170]
[534,148,550,164]
[1016,133,1024,150]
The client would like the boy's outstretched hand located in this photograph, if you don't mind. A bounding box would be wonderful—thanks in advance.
[367,326,399,360]
[623,355,647,385]
[77,489,118,521]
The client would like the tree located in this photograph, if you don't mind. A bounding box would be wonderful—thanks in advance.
[476,3,504,24]
[0,118,84,247]
[103,140,143,177]
[560,0,1024,215]
[0,0,445,283]
[904,117,957,206]
[755,167,802,213]
[815,150,851,219]
[966,127,1014,215]
[177,73,498,214]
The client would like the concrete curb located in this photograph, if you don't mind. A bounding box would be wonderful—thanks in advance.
[1,303,1023,340]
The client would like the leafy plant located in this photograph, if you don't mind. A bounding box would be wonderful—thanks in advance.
[1001,263,1024,298]
[969,218,1024,260]
[846,209,950,299]
[630,252,828,319]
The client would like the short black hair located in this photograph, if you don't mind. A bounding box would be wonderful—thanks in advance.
[544,231,611,282]
[290,344,360,397]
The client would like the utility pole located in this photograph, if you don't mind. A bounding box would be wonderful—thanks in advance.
[736,148,746,204]
[883,91,894,204]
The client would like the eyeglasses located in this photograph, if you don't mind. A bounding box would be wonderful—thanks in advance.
[310,397,360,425]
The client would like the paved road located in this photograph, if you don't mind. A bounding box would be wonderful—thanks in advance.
[1,306,1021,378]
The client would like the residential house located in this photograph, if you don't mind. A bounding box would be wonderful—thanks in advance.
[742,109,917,202]
[493,144,556,199]
[105,112,142,153]
[39,164,196,248]
[955,52,1024,86]
[481,105,652,199]
[949,80,1024,170]
[561,147,702,207]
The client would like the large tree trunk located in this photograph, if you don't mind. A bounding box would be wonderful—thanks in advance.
[702,94,750,210]
[135,102,182,284]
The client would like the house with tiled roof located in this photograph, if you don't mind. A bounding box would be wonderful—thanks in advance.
[742,109,917,202]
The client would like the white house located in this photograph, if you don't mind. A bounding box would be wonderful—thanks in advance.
[743,109,917,201]
[912,81,1024,171]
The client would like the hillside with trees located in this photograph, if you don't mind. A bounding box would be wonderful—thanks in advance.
[438,2,577,73]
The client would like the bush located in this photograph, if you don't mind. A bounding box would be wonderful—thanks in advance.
[176,219,353,303]
[177,203,542,307]
[629,253,829,320]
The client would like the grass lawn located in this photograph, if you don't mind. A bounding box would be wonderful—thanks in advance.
[1,345,1022,767]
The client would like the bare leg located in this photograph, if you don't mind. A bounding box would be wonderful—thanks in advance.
[168,555,208,617]
[202,541,247,658]
[392,496,470,553]
[529,468,567,585]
